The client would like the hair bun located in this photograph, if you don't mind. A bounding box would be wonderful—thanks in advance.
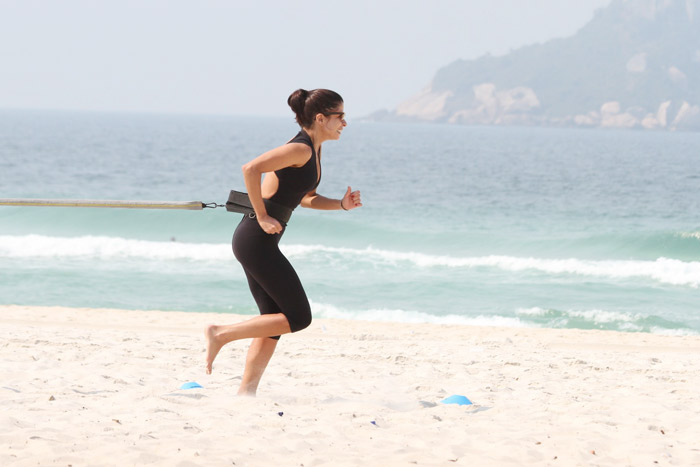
[287,89,308,120]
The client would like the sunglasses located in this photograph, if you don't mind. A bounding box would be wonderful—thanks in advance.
[324,111,346,120]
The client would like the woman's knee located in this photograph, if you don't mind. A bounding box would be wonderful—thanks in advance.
[290,304,312,332]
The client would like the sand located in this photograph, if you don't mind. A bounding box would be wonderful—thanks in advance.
[1,304,699,466]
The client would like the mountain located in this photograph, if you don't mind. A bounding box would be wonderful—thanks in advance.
[372,0,700,130]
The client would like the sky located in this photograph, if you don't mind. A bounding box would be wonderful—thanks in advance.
[0,0,612,118]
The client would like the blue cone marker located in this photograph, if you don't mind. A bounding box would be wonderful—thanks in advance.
[440,394,472,405]
[180,382,203,390]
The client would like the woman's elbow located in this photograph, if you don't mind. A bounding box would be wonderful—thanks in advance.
[241,163,257,177]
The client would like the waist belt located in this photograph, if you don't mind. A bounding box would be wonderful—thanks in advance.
[225,190,294,225]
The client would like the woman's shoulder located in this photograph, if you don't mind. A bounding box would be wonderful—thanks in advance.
[287,130,313,149]
[276,136,313,169]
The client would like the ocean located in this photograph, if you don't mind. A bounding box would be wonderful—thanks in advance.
[1,109,699,335]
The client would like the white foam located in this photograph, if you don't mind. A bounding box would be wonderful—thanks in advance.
[0,234,229,261]
[286,244,700,288]
[311,300,528,328]
[1,235,699,287]
[679,231,700,240]
[516,306,645,324]
[567,309,642,324]
[314,302,700,335]
[515,307,548,317]
[516,307,699,335]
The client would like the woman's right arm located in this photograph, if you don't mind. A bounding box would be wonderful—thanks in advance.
[242,143,311,234]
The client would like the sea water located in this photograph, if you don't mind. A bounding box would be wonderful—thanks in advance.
[1,109,699,334]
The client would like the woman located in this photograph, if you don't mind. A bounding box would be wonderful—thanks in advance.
[205,88,362,395]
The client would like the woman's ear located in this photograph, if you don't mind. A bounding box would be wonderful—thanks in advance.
[314,113,325,125]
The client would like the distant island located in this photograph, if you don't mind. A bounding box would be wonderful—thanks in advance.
[369,0,700,131]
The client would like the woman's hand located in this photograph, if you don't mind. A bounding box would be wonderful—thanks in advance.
[258,214,283,234]
[341,186,363,210]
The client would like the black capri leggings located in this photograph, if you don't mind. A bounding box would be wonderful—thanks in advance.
[232,215,312,339]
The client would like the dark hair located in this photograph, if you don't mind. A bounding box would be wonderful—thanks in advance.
[287,88,343,128]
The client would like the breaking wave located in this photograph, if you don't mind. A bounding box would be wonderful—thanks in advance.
[1,235,699,287]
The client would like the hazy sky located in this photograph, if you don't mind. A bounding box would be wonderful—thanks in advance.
[0,0,611,118]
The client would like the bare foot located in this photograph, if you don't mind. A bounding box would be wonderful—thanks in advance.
[204,324,224,374]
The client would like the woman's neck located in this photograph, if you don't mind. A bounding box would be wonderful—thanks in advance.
[302,127,326,152]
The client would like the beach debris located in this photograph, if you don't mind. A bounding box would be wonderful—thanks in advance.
[370,420,377,426]
[180,382,203,390]
[278,412,284,417]
[112,419,121,424]
[48,395,55,401]
[183,423,202,433]
[440,394,472,406]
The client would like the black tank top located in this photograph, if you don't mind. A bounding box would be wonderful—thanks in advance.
[268,130,321,209]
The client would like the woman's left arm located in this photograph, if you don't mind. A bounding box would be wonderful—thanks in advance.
[301,186,362,211]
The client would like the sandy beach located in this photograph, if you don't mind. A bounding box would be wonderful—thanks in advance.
[1,305,699,466]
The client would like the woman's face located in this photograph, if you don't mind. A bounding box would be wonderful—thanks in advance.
[319,104,347,140]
